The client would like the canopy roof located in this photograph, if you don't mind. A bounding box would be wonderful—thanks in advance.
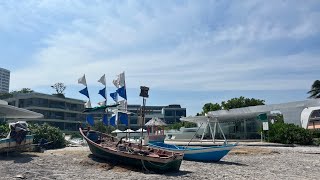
[145,117,167,126]
[0,100,43,119]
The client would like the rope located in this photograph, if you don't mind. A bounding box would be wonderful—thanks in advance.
[141,159,150,172]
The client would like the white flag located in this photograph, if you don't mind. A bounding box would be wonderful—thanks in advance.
[112,78,119,88]
[98,74,106,86]
[119,72,125,87]
[112,72,125,88]
[78,74,87,86]
[118,100,127,111]
[85,100,92,108]
[97,101,106,106]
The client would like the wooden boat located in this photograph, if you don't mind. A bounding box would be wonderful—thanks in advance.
[79,128,183,173]
[0,135,33,153]
[148,142,237,162]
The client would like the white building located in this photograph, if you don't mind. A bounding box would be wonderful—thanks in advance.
[0,68,10,93]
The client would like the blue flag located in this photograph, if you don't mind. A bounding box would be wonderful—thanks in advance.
[110,92,118,102]
[119,112,128,126]
[102,114,108,125]
[79,87,90,98]
[98,87,106,99]
[116,86,127,100]
[110,115,116,126]
[86,114,94,126]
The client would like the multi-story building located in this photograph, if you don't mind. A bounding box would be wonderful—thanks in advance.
[4,92,187,132]
[0,68,10,93]
[5,92,86,131]
[120,104,187,130]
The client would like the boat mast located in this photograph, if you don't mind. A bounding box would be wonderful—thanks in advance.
[139,86,149,147]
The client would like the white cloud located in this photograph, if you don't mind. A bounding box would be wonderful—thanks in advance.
[3,0,320,92]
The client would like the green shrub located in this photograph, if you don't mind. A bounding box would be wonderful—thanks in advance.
[68,132,82,139]
[268,122,313,145]
[0,122,9,138]
[29,123,66,149]
[92,121,115,134]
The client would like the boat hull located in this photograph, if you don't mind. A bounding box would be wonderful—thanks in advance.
[0,135,33,153]
[80,129,183,173]
[149,142,236,162]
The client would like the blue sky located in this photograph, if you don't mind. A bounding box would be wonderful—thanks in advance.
[1,1,320,115]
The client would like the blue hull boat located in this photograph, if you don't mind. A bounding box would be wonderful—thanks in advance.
[149,142,237,162]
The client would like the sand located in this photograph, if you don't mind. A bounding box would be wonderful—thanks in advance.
[0,146,320,180]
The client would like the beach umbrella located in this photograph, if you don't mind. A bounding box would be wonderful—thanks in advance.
[124,129,135,133]
[111,129,123,133]
[136,128,147,132]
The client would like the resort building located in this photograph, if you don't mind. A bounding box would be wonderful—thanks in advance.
[120,104,186,130]
[4,92,86,131]
[3,92,186,132]
[199,99,320,139]
[0,68,10,93]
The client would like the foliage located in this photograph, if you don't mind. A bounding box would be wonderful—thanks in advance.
[310,130,320,138]
[0,122,9,138]
[11,88,34,94]
[165,121,197,130]
[0,88,34,99]
[51,82,66,95]
[29,123,66,149]
[221,96,265,110]
[268,121,313,145]
[67,132,82,139]
[307,80,320,98]
[202,103,222,115]
[92,121,115,134]
[198,96,265,115]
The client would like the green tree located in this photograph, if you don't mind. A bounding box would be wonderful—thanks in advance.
[308,80,320,98]
[202,103,222,114]
[0,88,34,99]
[221,96,265,110]
[51,82,66,95]
[92,121,115,134]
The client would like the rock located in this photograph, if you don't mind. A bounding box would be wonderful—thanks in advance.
[15,174,26,179]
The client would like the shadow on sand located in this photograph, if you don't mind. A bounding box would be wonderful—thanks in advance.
[0,152,39,164]
[87,153,192,176]
[214,160,248,166]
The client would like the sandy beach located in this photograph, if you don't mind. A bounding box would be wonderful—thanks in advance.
[1,146,320,180]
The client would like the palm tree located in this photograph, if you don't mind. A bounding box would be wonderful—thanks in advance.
[308,80,320,98]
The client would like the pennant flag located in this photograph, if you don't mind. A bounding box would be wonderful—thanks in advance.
[116,86,127,100]
[98,87,106,99]
[78,74,87,86]
[79,87,90,98]
[110,115,116,126]
[110,92,118,102]
[119,113,128,126]
[98,74,106,86]
[112,72,125,88]
[119,72,125,87]
[112,78,119,88]
[118,100,127,111]
[102,114,108,125]
[86,114,94,126]
[97,101,106,106]
[85,100,92,108]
